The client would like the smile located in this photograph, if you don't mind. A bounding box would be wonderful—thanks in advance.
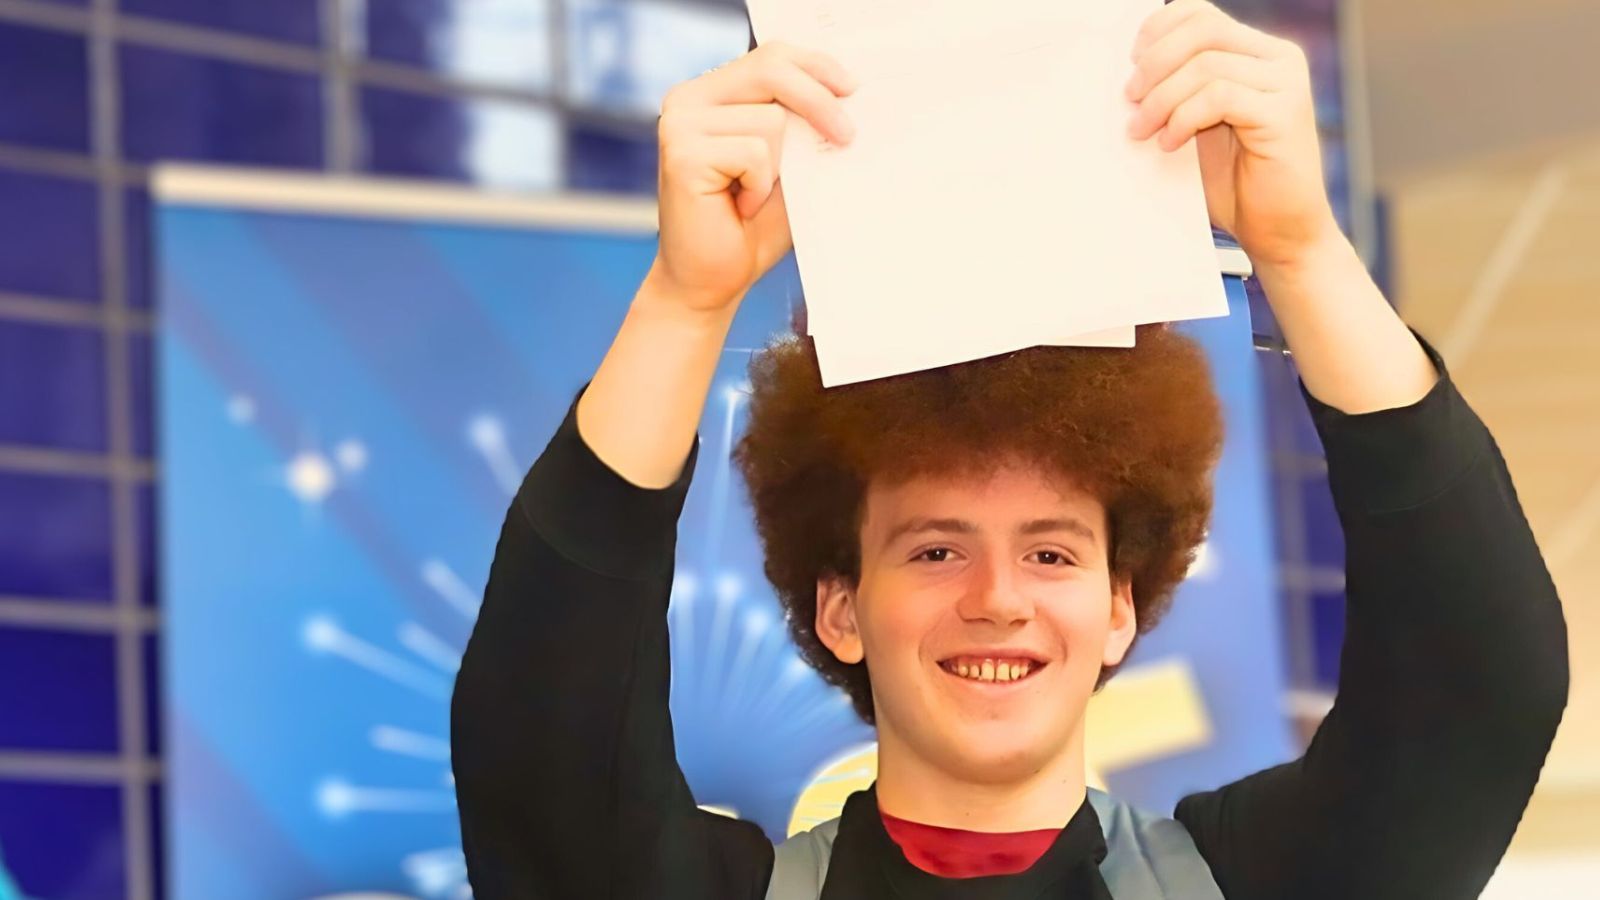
[937,656,1047,684]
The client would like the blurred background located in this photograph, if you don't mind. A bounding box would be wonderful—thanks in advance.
[0,0,1592,897]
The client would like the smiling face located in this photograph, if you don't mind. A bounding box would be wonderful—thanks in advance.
[815,457,1137,787]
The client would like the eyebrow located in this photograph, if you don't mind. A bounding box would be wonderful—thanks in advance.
[880,516,1100,550]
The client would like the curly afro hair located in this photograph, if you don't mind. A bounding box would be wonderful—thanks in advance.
[731,323,1224,724]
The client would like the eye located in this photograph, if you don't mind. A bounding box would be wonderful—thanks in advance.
[913,547,956,563]
[1031,550,1075,567]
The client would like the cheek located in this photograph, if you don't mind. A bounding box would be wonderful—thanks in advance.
[1041,587,1115,648]
[856,585,948,661]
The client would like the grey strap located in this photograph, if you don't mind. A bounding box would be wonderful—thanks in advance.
[764,817,840,900]
[1089,789,1225,899]
[766,789,1223,899]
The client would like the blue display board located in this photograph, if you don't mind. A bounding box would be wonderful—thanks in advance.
[157,173,1289,898]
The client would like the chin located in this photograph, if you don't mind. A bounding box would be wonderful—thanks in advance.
[935,720,1065,785]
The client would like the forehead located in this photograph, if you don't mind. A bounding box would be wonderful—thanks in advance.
[861,459,1105,533]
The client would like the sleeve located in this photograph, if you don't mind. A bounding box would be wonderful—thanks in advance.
[451,385,775,899]
[1174,330,1570,899]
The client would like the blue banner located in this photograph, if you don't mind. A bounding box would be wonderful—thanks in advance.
[158,178,1288,899]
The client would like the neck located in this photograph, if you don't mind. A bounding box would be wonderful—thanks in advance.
[872,720,1089,832]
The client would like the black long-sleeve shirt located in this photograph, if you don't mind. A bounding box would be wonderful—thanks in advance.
[451,332,1568,899]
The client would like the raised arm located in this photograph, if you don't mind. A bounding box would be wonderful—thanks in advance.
[450,43,860,898]
[1125,1,1569,894]
[1174,137,1569,900]
[1173,324,1568,897]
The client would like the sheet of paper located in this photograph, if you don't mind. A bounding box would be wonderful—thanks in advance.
[813,323,1135,388]
[746,0,1229,386]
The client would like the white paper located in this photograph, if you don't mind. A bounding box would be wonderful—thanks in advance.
[813,323,1136,388]
[746,0,1229,386]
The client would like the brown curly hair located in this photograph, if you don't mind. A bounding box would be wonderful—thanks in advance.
[732,323,1224,724]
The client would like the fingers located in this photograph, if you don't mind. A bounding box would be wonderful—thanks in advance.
[1125,1,1307,151]
[1130,0,1212,60]
[672,102,787,168]
[1127,49,1277,141]
[664,42,858,146]
[657,43,856,222]
[744,41,860,97]
[661,133,776,219]
[688,101,790,139]
[1128,0,1282,99]
[1157,79,1272,151]
[714,135,778,220]
[663,104,787,218]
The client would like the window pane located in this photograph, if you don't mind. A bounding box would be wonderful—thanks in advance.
[362,0,555,93]
[0,170,100,302]
[0,471,114,601]
[129,332,155,459]
[1309,588,1346,688]
[0,781,125,898]
[120,46,324,167]
[564,0,749,116]
[0,318,107,452]
[0,22,90,152]
[123,0,322,46]
[0,627,119,751]
[566,123,656,194]
[138,482,160,609]
[126,187,154,310]
[145,632,162,755]
[361,87,560,191]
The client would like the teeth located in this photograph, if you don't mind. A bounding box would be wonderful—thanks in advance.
[946,657,1038,682]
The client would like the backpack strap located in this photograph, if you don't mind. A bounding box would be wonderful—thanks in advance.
[763,817,841,900]
[766,791,1223,899]
[1088,788,1225,899]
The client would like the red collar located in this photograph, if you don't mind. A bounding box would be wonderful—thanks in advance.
[878,808,1063,879]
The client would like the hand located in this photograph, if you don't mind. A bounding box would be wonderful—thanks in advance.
[1124,0,1343,269]
[650,42,858,314]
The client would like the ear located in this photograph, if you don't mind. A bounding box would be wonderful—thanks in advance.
[814,575,864,665]
[1101,576,1138,668]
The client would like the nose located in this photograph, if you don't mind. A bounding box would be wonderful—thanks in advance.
[956,554,1036,626]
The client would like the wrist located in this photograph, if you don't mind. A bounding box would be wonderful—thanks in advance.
[638,258,747,327]
[1250,222,1358,293]
[626,271,741,365]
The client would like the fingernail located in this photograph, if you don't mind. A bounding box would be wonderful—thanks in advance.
[836,115,856,143]
[1124,76,1140,100]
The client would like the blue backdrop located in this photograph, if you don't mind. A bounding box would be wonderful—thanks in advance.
[157,186,1290,899]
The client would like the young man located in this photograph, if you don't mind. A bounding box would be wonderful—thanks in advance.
[450,1,1568,896]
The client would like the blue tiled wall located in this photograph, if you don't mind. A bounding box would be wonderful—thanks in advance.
[0,1,1364,896]
[0,626,120,752]
[0,471,115,601]
[0,23,90,153]
[0,319,108,451]
[0,171,101,303]
[0,781,126,898]
[119,46,327,167]
[120,0,323,46]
